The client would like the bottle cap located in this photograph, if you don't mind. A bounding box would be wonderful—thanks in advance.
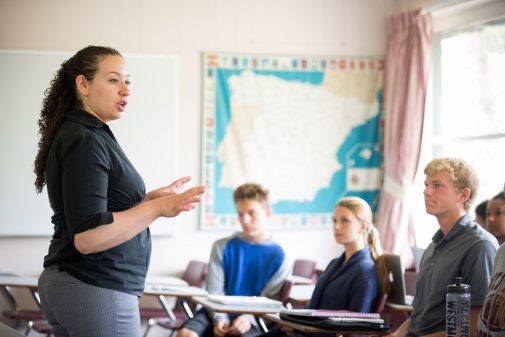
[447,276,470,294]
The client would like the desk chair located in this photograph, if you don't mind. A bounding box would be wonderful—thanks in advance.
[31,320,53,337]
[292,259,317,283]
[0,275,46,336]
[143,260,208,337]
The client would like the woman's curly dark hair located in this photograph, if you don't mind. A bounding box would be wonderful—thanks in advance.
[34,46,121,193]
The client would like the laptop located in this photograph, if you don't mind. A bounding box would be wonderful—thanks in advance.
[207,295,283,308]
[0,322,26,337]
[383,253,414,306]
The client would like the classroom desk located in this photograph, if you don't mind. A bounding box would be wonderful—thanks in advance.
[191,296,286,332]
[262,313,390,335]
[143,285,208,320]
[145,276,189,287]
[286,275,313,285]
[384,302,414,312]
[289,284,315,302]
[0,276,40,309]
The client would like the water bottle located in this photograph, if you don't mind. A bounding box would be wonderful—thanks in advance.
[446,277,471,337]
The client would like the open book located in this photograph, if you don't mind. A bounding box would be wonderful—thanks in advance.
[207,295,283,308]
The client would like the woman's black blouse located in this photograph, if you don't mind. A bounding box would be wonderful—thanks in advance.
[43,109,151,296]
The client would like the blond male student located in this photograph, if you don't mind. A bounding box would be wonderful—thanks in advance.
[390,158,498,337]
[177,183,291,337]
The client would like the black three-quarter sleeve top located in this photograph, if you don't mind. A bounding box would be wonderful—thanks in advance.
[43,108,151,296]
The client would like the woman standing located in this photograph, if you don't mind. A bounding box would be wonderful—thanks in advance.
[34,46,205,337]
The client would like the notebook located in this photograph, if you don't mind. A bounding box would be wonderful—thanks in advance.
[280,309,380,319]
[279,312,389,333]
[207,295,283,307]
[384,253,414,306]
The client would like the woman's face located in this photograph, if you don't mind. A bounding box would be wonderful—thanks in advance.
[486,198,505,243]
[76,55,130,123]
[332,205,365,245]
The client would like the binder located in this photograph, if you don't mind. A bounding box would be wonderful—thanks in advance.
[279,311,389,333]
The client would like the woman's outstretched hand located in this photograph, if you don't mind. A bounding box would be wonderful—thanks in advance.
[156,184,206,218]
[145,176,193,201]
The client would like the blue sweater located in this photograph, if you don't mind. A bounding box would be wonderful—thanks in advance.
[206,232,291,322]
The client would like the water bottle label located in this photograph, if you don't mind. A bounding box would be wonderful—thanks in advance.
[446,296,470,337]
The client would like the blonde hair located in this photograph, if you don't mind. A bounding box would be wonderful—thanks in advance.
[424,157,479,211]
[336,197,389,294]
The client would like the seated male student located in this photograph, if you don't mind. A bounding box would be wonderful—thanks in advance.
[177,183,291,337]
[390,158,498,337]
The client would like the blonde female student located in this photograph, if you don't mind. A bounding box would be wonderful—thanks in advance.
[262,196,388,337]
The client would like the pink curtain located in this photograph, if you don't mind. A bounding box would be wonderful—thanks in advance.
[375,11,432,261]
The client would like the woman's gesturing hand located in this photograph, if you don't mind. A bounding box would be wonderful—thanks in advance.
[145,176,193,201]
[156,185,206,217]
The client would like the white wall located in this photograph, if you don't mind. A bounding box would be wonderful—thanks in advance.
[0,0,395,278]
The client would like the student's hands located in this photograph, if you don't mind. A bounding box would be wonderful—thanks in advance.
[156,185,206,217]
[280,325,295,335]
[227,315,251,336]
[145,176,193,201]
[213,319,229,337]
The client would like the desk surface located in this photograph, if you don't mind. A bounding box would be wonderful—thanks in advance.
[0,276,38,289]
[262,313,336,333]
[144,285,208,297]
[289,284,315,302]
[286,275,313,285]
[145,276,188,287]
[385,301,414,311]
[192,297,285,315]
[263,313,390,335]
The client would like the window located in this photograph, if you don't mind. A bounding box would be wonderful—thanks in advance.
[413,18,505,248]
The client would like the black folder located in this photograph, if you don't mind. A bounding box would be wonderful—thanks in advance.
[279,312,390,333]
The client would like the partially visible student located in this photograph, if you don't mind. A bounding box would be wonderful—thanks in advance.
[475,199,489,227]
[390,158,498,337]
[262,196,388,337]
[483,192,505,244]
[477,191,505,335]
[177,183,291,337]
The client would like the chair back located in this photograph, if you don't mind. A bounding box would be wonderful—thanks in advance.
[181,260,208,288]
[279,279,294,306]
[292,259,317,279]
[373,291,388,313]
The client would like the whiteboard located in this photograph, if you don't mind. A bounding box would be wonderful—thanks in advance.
[0,49,178,236]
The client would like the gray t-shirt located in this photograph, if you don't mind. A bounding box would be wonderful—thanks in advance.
[407,214,498,336]
[477,243,505,336]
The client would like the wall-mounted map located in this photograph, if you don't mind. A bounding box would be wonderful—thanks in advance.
[201,53,384,230]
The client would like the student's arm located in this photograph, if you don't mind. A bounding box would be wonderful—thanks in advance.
[62,131,204,254]
[205,238,229,324]
[386,318,409,337]
[387,307,478,337]
[348,269,380,312]
[470,306,481,337]
[260,255,292,299]
[74,186,204,254]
